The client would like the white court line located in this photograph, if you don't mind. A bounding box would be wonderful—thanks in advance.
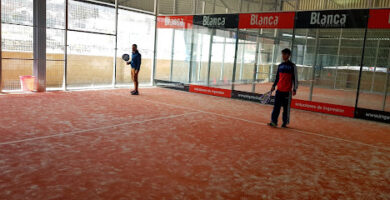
[140,97,390,152]
[0,111,199,146]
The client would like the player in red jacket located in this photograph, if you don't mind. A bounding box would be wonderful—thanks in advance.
[268,48,298,128]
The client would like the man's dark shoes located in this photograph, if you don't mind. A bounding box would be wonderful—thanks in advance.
[268,122,277,128]
[131,91,139,95]
[281,124,288,128]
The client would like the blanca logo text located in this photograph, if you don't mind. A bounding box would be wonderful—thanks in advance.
[165,17,185,27]
[203,16,226,26]
[250,14,279,26]
[310,12,347,27]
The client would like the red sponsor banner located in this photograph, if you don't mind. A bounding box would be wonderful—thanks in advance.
[291,99,355,118]
[157,16,193,29]
[239,12,295,29]
[368,9,390,29]
[189,85,232,98]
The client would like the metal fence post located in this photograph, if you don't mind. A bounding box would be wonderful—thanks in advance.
[63,0,69,90]
[239,40,246,81]
[207,30,214,86]
[252,29,261,93]
[151,0,159,85]
[382,51,390,110]
[370,40,380,92]
[355,18,369,111]
[309,29,320,101]
[231,28,240,90]
[334,29,343,89]
[33,0,47,92]
[112,0,119,87]
[169,0,176,81]
[220,33,227,82]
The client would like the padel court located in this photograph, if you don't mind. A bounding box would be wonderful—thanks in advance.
[1,0,390,199]
[0,88,389,199]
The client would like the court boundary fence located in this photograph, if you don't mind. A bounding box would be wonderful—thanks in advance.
[154,79,390,124]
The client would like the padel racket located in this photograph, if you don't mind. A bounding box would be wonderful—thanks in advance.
[122,54,130,62]
[259,91,273,104]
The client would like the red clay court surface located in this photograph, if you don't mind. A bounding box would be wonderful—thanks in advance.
[0,88,389,199]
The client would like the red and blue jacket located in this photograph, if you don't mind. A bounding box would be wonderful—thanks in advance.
[273,60,298,92]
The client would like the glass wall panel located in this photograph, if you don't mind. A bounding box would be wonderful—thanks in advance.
[117,9,155,86]
[68,0,115,34]
[190,26,211,85]
[171,29,192,83]
[155,16,195,84]
[47,0,65,29]
[209,33,224,84]
[47,29,65,89]
[47,7,65,61]
[209,29,236,88]
[256,29,294,94]
[1,0,33,91]
[358,29,390,111]
[233,29,294,94]
[1,24,33,59]
[1,0,33,26]
[256,37,275,89]
[223,37,237,86]
[1,59,33,91]
[291,29,317,101]
[66,1,115,89]
[155,29,173,81]
[189,25,237,87]
[209,31,226,86]
[311,29,365,107]
[67,31,115,88]
[47,0,66,90]
[233,30,257,92]
[46,60,64,89]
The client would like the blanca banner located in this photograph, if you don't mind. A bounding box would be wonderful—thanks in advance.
[291,99,355,117]
[368,9,390,29]
[239,12,295,29]
[193,14,239,29]
[295,9,369,29]
[157,16,194,29]
[189,85,232,98]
